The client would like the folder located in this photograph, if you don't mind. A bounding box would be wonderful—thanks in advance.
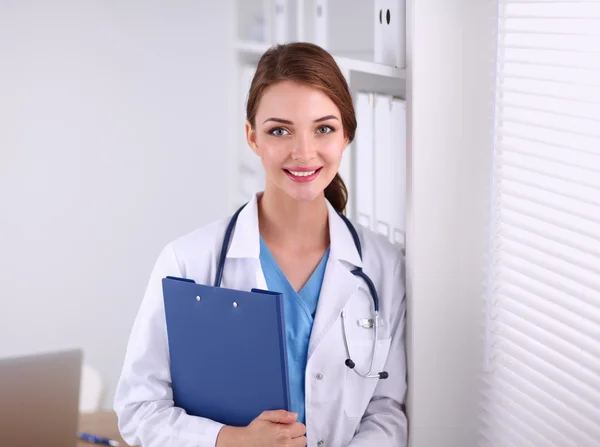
[355,92,375,230]
[162,276,291,427]
[390,97,407,246]
[374,94,393,240]
[374,0,406,68]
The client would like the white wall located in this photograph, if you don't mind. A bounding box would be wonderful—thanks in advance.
[405,0,495,445]
[0,0,235,409]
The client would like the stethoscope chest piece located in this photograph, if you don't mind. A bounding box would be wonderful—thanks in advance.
[340,307,389,380]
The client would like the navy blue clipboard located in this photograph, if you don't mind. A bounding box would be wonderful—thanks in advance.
[162,276,291,427]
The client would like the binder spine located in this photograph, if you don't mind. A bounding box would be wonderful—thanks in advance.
[275,295,292,412]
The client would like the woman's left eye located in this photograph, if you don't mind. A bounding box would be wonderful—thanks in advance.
[269,128,289,136]
[317,125,334,134]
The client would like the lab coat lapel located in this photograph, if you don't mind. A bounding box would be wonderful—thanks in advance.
[307,202,364,359]
[220,193,267,291]
[307,258,360,359]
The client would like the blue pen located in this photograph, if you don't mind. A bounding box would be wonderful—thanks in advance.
[76,432,120,446]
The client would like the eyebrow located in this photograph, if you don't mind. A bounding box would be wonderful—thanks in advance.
[262,115,339,125]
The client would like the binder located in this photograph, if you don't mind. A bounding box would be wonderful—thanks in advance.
[162,276,291,427]
[392,0,407,68]
[390,98,407,246]
[374,94,393,240]
[374,0,406,68]
[354,92,375,230]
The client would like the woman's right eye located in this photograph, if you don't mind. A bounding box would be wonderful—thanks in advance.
[269,128,289,137]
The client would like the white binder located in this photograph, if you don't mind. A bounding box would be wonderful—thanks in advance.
[374,94,393,240]
[355,92,375,230]
[374,0,406,68]
[390,98,407,246]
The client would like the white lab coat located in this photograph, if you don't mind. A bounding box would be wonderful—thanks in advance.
[114,193,407,447]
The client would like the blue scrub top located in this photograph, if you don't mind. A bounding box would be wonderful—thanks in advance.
[259,236,330,424]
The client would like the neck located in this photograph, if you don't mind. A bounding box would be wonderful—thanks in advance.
[258,187,329,250]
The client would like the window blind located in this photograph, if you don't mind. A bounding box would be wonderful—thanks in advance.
[481,1,600,446]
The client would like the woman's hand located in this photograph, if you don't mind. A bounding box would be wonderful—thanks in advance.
[216,410,307,447]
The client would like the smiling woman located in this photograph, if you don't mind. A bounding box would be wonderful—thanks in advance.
[244,42,356,214]
[246,80,347,206]
[114,42,407,447]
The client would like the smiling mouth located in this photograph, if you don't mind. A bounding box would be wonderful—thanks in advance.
[283,167,323,182]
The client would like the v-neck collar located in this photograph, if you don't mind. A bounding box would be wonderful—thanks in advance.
[259,236,330,296]
[226,193,362,270]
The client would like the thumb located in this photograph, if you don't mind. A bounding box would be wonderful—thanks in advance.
[257,410,297,424]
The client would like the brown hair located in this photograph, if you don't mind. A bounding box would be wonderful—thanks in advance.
[245,42,357,215]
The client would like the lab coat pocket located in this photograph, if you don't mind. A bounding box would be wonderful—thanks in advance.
[343,336,392,418]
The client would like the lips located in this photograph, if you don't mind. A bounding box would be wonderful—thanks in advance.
[283,167,323,183]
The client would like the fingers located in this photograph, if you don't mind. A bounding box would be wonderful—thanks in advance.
[291,435,308,447]
[275,424,306,445]
[257,410,298,424]
[290,422,306,438]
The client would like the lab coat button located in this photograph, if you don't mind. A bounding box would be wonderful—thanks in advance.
[316,372,323,380]
[317,440,324,447]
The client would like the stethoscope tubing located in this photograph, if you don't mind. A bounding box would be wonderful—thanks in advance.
[216,202,388,380]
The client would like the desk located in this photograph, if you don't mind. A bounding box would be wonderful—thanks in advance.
[78,412,135,447]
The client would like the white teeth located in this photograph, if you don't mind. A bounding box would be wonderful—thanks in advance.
[289,170,316,177]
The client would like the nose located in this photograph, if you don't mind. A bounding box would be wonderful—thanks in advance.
[291,134,316,162]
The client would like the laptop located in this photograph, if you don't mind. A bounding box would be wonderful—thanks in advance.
[0,348,82,447]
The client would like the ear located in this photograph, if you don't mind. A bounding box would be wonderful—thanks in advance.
[342,134,350,151]
[245,120,260,156]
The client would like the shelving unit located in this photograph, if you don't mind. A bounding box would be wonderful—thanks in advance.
[231,0,408,248]
[235,40,406,83]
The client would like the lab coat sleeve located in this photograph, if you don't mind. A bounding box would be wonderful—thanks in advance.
[113,243,225,447]
[347,251,408,447]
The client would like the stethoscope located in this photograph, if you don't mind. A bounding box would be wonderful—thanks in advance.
[214,203,389,380]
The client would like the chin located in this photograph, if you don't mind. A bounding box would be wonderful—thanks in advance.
[283,185,324,203]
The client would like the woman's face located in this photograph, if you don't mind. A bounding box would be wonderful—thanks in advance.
[246,80,348,204]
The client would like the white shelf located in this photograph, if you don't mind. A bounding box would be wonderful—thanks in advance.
[335,55,406,80]
[234,40,406,81]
